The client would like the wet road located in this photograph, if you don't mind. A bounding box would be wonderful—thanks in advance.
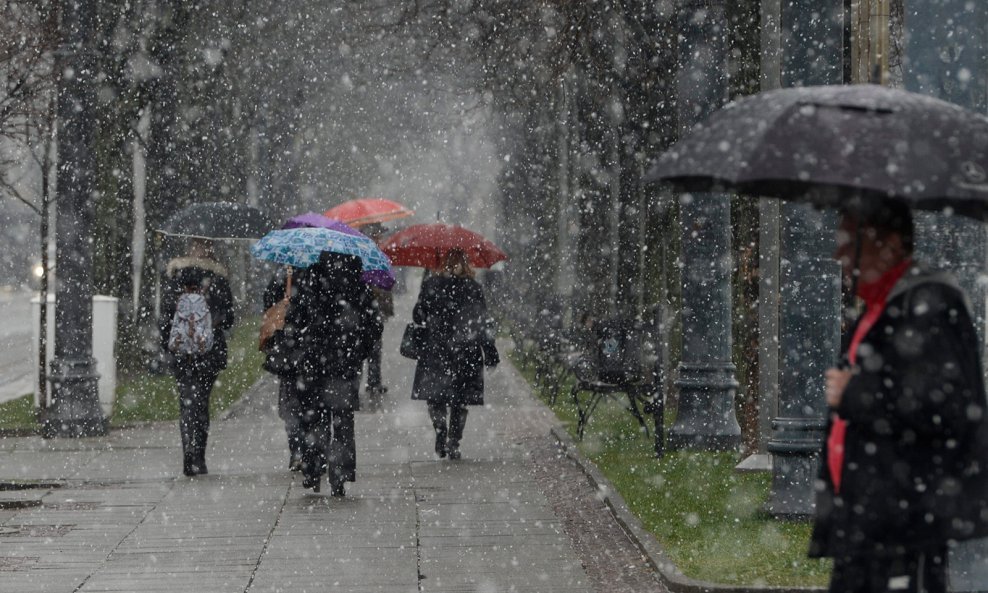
[0,290,34,403]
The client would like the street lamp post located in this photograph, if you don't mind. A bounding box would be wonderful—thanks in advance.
[763,0,844,519]
[42,0,107,438]
[668,0,742,451]
[905,0,988,345]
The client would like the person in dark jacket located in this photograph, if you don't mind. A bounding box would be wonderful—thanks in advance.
[287,251,381,496]
[159,239,235,477]
[362,223,393,397]
[810,202,988,593]
[412,249,498,460]
[365,285,394,397]
[263,266,303,471]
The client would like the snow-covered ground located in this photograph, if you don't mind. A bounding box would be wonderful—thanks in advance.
[0,289,34,403]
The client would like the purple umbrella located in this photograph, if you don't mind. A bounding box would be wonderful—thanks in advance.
[282,212,362,235]
[280,212,395,290]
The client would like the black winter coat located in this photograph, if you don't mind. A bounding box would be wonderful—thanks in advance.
[809,267,988,559]
[159,256,235,375]
[286,255,381,391]
[411,275,495,406]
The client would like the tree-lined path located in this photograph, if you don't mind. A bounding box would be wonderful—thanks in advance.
[0,291,668,593]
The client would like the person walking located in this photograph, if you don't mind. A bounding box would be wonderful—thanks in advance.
[809,202,988,592]
[411,249,498,460]
[366,285,393,397]
[287,252,381,496]
[361,223,393,397]
[160,239,235,477]
[262,266,303,471]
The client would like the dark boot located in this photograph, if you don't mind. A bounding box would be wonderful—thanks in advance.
[194,430,208,475]
[183,451,197,477]
[447,406,468,460]
[180,422,198,476]
[428,403,448,458]
[302,474,321,492]
[288,425,304,471]
[195,456,208,475]
[435,431,447,458]
[330,476,345,497]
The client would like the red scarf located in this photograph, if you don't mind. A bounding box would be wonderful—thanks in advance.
[827,259,912,493]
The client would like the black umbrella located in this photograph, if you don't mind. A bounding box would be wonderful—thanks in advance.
[158,202,273,240]
[646,84,988,221]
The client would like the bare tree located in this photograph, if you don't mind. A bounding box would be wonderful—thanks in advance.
[0,1,58,202]
[0,0,59,409]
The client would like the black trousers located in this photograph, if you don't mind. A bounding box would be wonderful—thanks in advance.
[298,386,356,484]
[174,359,219,468]
[829,548,948,593]
[427,402,468,448]
[366,333,383,388]
[277,377,303,458]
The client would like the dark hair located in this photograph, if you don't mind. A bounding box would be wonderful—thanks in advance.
[857,200,914,254]
[174,268,201,290]
[314,251,363,291]
[442,249,474,278]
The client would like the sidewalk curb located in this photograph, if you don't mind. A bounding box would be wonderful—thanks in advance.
[546,424,822,593]
[219,374,276,421]
[502,350,823,593]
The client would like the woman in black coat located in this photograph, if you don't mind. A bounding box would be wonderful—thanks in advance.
[287,252,381,496]
[159,239,235,477]
[412,249,498,460]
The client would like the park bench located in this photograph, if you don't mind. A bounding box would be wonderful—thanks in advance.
[556,313,667,456]
[501,297,667,457]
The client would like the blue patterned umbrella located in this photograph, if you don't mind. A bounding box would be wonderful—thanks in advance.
[250,227,393,273]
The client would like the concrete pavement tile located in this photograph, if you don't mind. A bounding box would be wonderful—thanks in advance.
[0,450,99,480]
[0,303,606,593]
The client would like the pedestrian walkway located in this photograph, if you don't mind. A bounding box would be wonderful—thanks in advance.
[0,311,599,592]
[0,289,34,404]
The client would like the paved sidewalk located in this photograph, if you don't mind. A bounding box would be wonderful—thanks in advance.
[0,289,33,404]
[0,316,602,592]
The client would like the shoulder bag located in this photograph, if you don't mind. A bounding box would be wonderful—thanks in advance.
[259,268,292,351]
[400,323,428,360]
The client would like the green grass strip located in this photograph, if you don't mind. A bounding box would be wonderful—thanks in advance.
[0,319,264,431]
[113,318,264,425]
[0,393,37,432]
[510,349,831,588]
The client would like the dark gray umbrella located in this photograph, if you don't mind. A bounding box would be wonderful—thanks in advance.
[158,202,273,239]
[646,84,988,221]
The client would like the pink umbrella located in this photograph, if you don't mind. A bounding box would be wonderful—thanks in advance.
[324,198,414,227]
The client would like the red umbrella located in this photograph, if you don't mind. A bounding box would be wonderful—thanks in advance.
[380,223,507,269]
[323,198,414,227]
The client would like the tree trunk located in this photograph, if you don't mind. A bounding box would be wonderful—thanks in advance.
[728,0,763,456]
[138,0,189,348]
